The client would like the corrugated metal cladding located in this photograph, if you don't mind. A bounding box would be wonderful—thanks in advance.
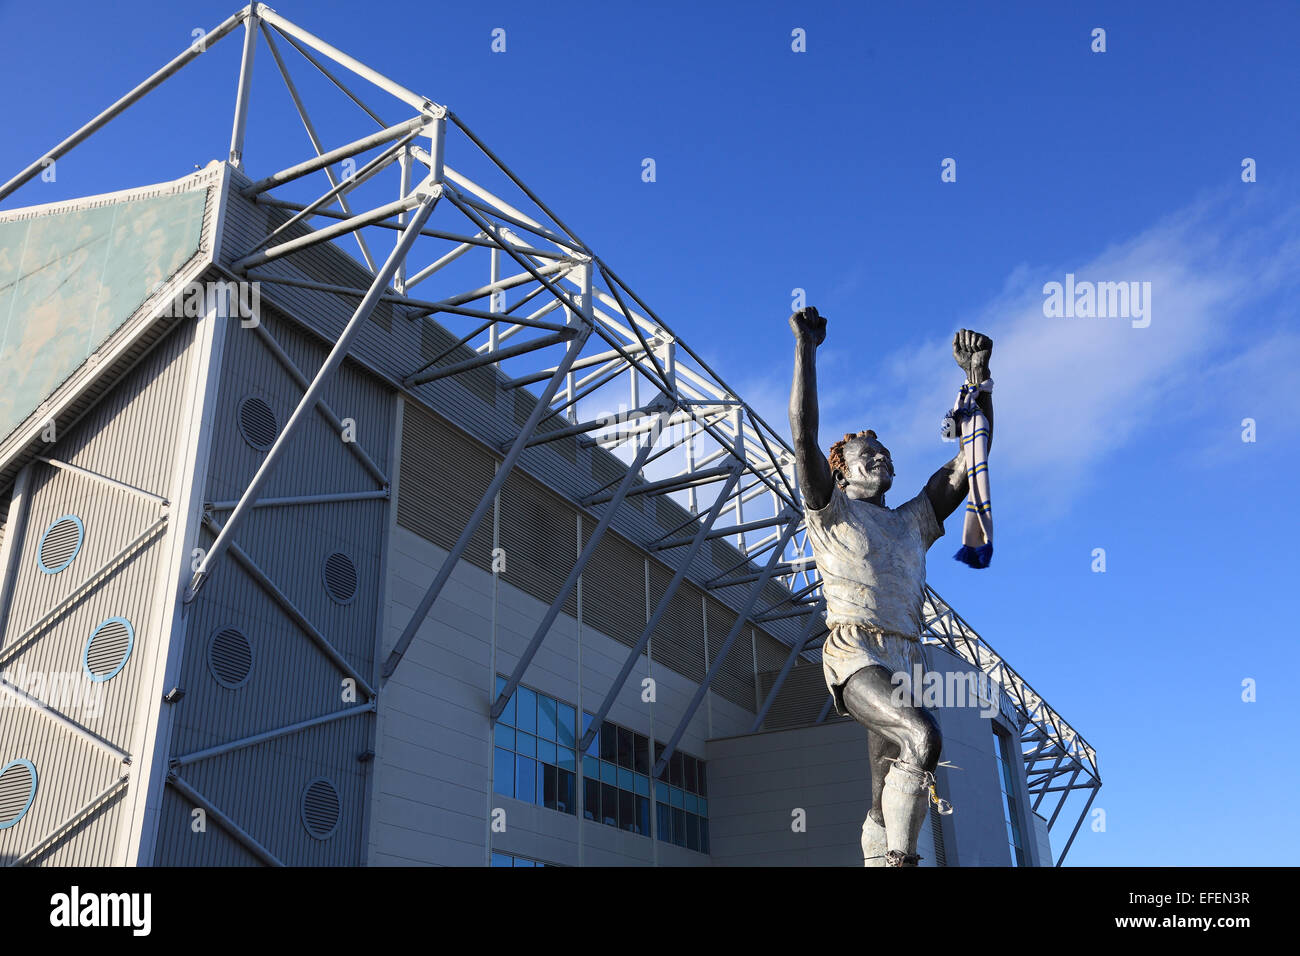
[757,662,836,730]
[513,389,577,465]
[0,321,198,866]
[396,394,792,716]
[397,401,495,571]
[154,301,393,866]
[705,597,756,712]
[580,526,648,652]
[420,320,497,407]
[499,471,578,617]
[648,562,706,683]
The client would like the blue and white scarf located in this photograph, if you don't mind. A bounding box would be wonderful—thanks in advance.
[949,380,992,569]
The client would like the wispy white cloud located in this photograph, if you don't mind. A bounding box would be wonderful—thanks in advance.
[732,187,1300,519]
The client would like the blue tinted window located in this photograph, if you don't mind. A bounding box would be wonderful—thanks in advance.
[557,703,576,747]
[516,732,537,758]
[517,755,537,803]
[558,747,576,772]
[538,738,557,767]
[538,695,558,741]
[494,747,514,798]
[492,852,513,867]
[599,761,618,786]
[517,687,537,734]
[494,722,514,750]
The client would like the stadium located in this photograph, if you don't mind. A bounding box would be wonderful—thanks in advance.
[0,5,1099,867]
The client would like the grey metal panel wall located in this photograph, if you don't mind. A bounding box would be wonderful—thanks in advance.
[397,401,494,571]
[705,596,755,713]
[758,661,834,730]
[498,471,578,617]
[156,785,261,866]
[155,302,393,866]
[0,321,198,866]
[581,530,646,651]
[374,526,735,866]
[648,563,705,683]
[919,645,1014,867]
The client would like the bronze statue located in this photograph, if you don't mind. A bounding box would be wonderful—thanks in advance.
[788,307,993,866]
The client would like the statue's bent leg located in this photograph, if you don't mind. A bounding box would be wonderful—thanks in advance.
[841,665,942,865]
[860,731,897,866]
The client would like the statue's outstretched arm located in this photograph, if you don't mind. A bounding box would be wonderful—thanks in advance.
[788,307,835,511]
[926,330,994,523]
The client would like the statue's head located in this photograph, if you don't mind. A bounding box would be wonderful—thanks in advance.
[828,430,894,503]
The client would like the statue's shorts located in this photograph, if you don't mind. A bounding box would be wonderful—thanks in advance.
[822,623,924,718]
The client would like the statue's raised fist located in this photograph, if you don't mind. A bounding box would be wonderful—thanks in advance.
[790,307,827,346]
[952,329,992,380]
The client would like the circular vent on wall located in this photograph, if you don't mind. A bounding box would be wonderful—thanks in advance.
[301,778,341,839]
[238,396,278,451]
[38,515,84,574]
[207,627,253,689]
[83,618,134,682]
[322,552,358,605]
[0,759,37,830]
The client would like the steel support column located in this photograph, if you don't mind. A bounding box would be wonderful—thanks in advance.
[577,463,744,750]
[749,601,825,733]
[651,516,800,778]
[489,401,677,721]
[187,187,440,601]
[228,3,260,168]
[381,323,593,680]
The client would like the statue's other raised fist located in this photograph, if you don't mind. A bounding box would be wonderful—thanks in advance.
[952,329,992,380]
[790,306,827,347]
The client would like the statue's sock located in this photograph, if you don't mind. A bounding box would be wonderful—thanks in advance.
[861,812,887,867]
[882,761,931,857]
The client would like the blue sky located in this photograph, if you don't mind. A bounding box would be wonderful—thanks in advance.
[3,0,1298,866]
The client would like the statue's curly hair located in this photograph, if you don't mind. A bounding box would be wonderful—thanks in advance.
[827,430,880,478]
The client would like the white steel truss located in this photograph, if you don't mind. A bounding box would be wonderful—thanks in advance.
[0,3,1100,865]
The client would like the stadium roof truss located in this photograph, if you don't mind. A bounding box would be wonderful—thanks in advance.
[0,4,1100,865]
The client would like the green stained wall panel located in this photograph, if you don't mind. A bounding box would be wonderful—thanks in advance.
[0,188,207,442]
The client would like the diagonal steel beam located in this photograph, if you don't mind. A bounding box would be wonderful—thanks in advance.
[576,463,744,750]
[166,772,284,867]
[187,187,440,602]
[1055,783,1100,867]
[204,515,376,699]
[490,399,677,722]
[405,327,575,387]
[750,603,826,733]
[227,3,259,169]
[382,322,593,681]
[815,692,835,724]
[652,515,800,778]
[247,321,389,487]
[0,7,248,201]
[8,774,130,867]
